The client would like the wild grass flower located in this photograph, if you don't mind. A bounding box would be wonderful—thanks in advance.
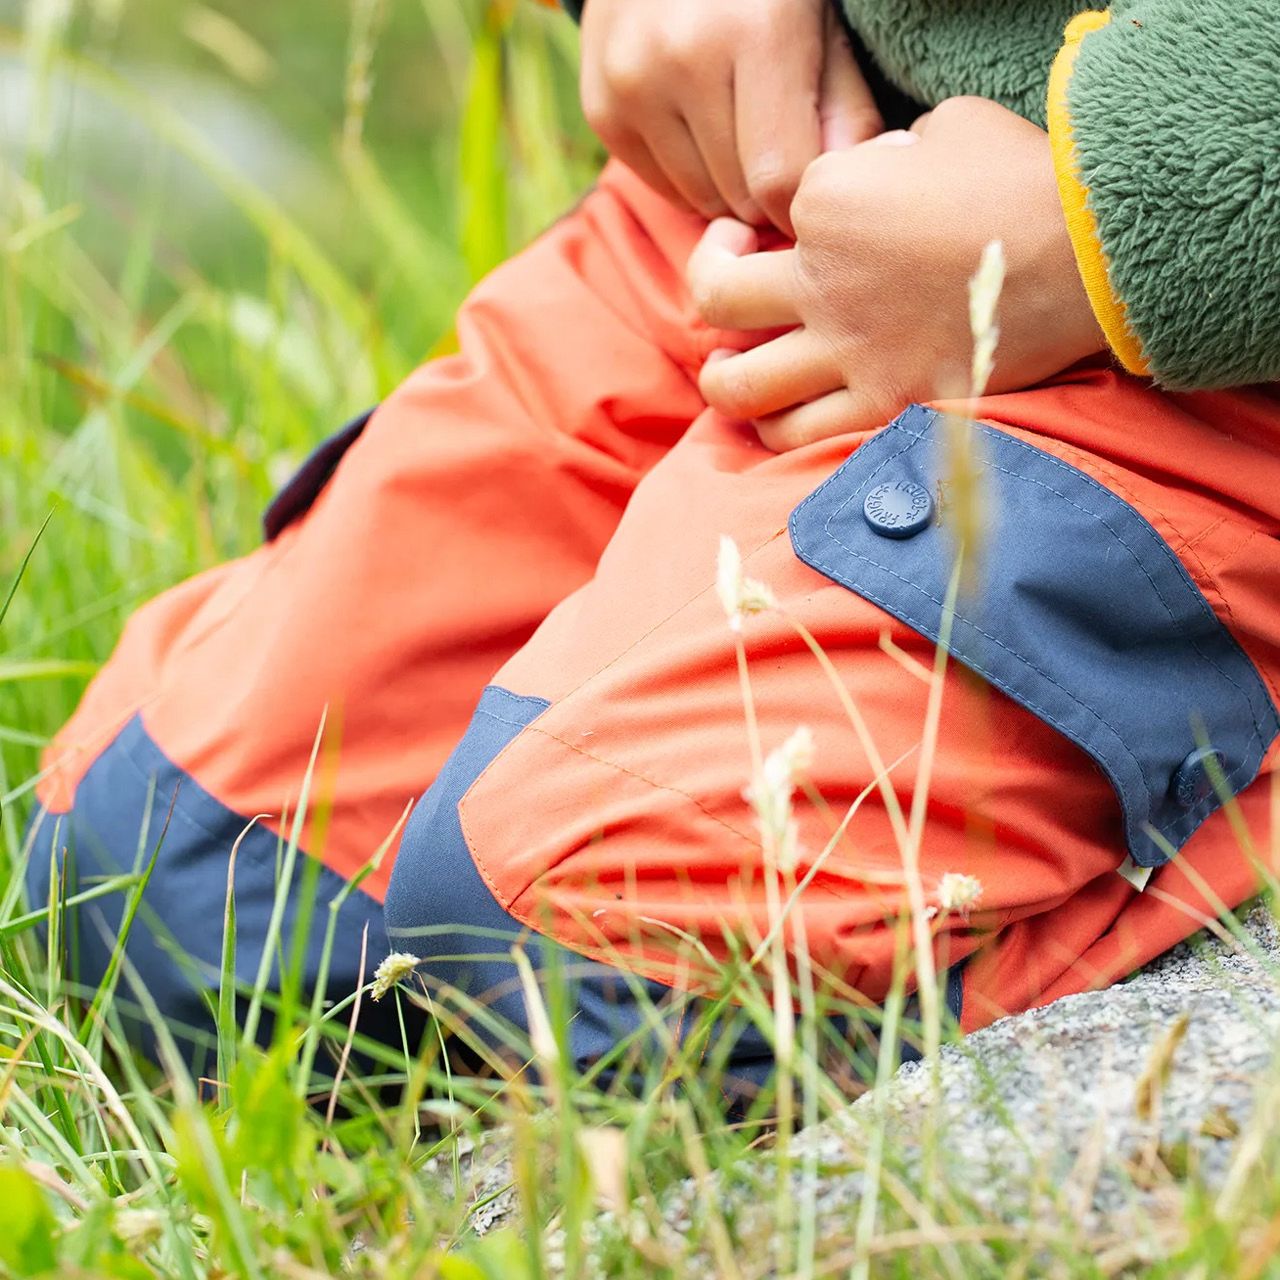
[943,238,1004,581]
[937,871,983,913]
[369,950,420,1001]
[745,726,814,875]
[969,239,1006,398]
[926,872,984,922]
[578,1125,629,1212]
[716,534,777,632]
[512,944,560,1078]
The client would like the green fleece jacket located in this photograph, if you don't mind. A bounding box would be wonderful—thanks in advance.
[562,1,1280,393]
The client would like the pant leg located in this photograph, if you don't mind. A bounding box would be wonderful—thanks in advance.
[27,163,718,1062]
[385,368,1280,1064]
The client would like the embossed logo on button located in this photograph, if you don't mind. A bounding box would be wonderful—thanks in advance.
[1172,746,1227,810]
[863,480,934,539]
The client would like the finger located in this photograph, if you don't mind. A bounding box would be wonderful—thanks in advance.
[818,12,883,151]
[699,328,841,420]
[682,89,765,226]
[687,220,800,329]
[580,57,693,212]
[871,129,921,149]
[604,131,691,210]
[753,387,887,452]
[732,20,823,236]
[645,113,730,219]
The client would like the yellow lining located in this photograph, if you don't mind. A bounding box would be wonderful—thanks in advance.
[1047,10,1152,377]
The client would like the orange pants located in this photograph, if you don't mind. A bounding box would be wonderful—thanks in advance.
[30,163,1280,1071]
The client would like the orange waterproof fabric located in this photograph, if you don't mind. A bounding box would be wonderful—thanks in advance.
[39,163,1280,1032]
[38,164,719,896]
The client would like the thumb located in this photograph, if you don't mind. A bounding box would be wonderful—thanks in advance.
[818,13,883,151]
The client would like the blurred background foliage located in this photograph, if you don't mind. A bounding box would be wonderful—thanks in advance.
[0,0,600,817]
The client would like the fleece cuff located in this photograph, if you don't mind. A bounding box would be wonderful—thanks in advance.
[1046,11,1151,378]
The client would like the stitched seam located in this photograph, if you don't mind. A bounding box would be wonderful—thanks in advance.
[820,412,1271,790]
[1199,527,1280,712]
[1177,515,1226,560]
[457,722,761,911]
[951,419,1273,749]
[793,407,1277,851]
[474,686,552,725]
[800,542,1127,790]
[802,421,1159,810]
[545,533,788,713]
[445,689,558,918]
[523,724,759,845]
[1051,447,1242,631]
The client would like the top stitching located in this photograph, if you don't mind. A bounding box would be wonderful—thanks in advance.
[793,408,1276,848]
[826,411,1275,758]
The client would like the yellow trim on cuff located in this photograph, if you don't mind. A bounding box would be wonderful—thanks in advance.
[1047,10,1152,377]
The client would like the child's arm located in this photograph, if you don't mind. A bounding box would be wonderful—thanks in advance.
[574,0,882,235]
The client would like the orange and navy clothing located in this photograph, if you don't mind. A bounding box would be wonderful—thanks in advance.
[28,159,1280,1076]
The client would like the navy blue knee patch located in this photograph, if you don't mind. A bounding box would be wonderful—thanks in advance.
[25,715,394,1069]
[385,686,963,1089]
[383,686,752,1076]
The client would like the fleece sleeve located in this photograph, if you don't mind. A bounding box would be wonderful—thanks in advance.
[1047,3,1280,390]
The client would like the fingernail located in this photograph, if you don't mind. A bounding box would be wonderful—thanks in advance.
[704,347,735,365]
[873,129,920,147]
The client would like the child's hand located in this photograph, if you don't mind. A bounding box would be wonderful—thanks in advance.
[689,97,1108,450]
[579,0,882,236]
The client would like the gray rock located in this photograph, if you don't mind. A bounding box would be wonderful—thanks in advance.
[444,904,1280,1270]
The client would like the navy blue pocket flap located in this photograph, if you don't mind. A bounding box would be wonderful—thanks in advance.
[789,405,1278,868]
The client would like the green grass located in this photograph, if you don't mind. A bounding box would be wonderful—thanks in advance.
[4,2,1280,1276]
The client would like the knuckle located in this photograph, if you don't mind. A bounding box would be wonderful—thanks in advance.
[601,49,648,102]
[688,268,725,324]
[745,158,798,211]
[793,153,866,236]
[708,365,760,419]
[798,149,839,197]
[930,95,981,125]
[791,168,833,234]
[665,16,708,70]
[790,185,818,236]
[701,360,747,414]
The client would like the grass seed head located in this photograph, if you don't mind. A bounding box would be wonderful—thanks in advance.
[716,535,777,632]
[369,951,420,1001]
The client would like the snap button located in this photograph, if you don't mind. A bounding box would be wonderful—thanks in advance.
[863,480,934,539]
[1172,746,1226,810]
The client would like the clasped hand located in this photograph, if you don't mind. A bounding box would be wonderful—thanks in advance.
[688,98,1108,450]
